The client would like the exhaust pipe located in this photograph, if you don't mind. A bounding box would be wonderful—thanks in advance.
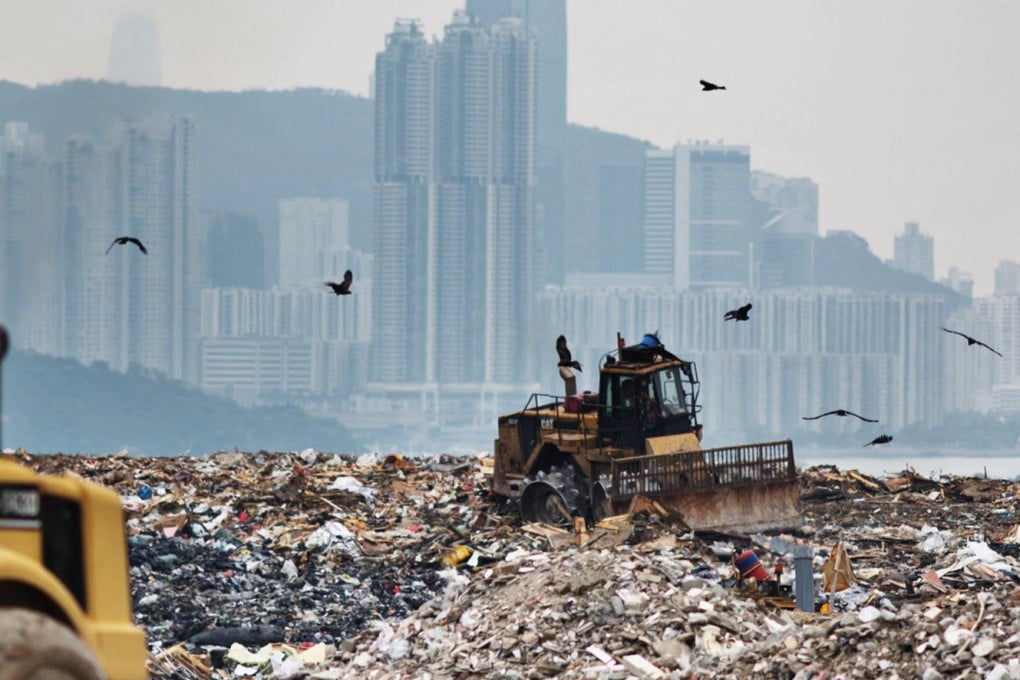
[559,366,576,399]
[0,325,8,452]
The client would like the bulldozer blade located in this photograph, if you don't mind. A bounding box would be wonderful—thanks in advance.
[647,479,801,534]
[609,439,802,534]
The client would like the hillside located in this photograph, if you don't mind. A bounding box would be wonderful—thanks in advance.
[0,79,375,254]
[562,124,654,270]
[0,80,649,279]
[815,230,969,309]
[0,350,357,456]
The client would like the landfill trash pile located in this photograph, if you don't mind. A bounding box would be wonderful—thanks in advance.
[8,449,1020,679]
[329,548,1020,680]
[6,448,496,674]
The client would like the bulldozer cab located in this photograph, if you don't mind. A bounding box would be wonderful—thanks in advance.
[598,351,701,451]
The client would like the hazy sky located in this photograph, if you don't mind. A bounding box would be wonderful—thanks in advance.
[1,1,1018,295]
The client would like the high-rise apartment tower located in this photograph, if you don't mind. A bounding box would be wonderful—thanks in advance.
[372,13,537,385]
[644,143,753,290]
[893,221,934,281]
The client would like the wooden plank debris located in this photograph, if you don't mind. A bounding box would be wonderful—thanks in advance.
[847,470,881,491]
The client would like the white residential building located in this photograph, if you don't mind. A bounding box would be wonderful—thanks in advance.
[973,295,1020,390]
[198,280,373,402]
[278,197,350,289]
[893,222,934,281]
[537,286,948,436]
[644,143,753,290]
[0,122,63,355]
[995,260,1020,296]
[61,115,201,382]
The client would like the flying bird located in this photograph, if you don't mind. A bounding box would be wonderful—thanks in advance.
[942,327,1002,357]
[803,409,878,423]
[325,270,354,296]
[556,335,582,372]
[700,79,726,91]
[724,303,752,321]
[864,434,893,447]
[105,236,148,255]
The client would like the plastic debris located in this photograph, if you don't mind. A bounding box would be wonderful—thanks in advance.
[9,451,1020,679]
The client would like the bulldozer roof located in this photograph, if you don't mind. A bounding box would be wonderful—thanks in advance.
[602,358,688,375]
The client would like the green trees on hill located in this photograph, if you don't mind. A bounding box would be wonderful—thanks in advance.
[0,79,375,252]
[1,351,357,456]
[814,231,967,305]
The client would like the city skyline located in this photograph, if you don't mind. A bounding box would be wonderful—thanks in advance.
[0,1,1017,295]
[2,90,1014,387]
[2,3,1020,454]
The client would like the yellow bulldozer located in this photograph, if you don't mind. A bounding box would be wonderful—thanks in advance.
[492,332,801,533]
[0,457,148,679]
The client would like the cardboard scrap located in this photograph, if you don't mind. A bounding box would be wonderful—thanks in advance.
[226,643,277,666]
[626,495,671,519]
[992,524,1020,544]
[921,570,951,593]
[822,542,856,594]
[883,477,913,493]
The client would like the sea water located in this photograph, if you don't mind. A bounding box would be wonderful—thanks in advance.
[795,446,1020,480]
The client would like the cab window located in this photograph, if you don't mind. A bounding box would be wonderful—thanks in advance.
[602,375,638,421]
[655,368,687,417]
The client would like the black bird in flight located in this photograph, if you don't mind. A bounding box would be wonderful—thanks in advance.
[105,236,148,255]
[700,79,726,91]
[942,327,1002,357]
[724,303,752,321]
[864,434,893,447]
[325,270,354,296]
[803,409,878,423]
[556,335,582,372]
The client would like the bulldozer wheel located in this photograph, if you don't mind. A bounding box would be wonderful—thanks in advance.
[592,482,613,522]
[520,481,574,527]
[0,608,104,680]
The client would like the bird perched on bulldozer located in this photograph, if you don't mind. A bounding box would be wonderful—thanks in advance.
[556,335,582,372]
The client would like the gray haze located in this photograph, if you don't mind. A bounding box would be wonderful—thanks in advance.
[2,2,1020,456]
[0,1,1017,294]
[107,11,162,86]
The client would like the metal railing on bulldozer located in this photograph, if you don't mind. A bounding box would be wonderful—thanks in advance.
[610,439,796,499]
[518,392,647,449]
[0,325,7,451]
[519,392,599,445]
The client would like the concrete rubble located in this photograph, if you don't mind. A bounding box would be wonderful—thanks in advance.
[8,449,1020,679]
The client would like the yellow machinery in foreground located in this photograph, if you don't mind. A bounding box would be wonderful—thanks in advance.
[492,333,801,533]
[0,457,148,679]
